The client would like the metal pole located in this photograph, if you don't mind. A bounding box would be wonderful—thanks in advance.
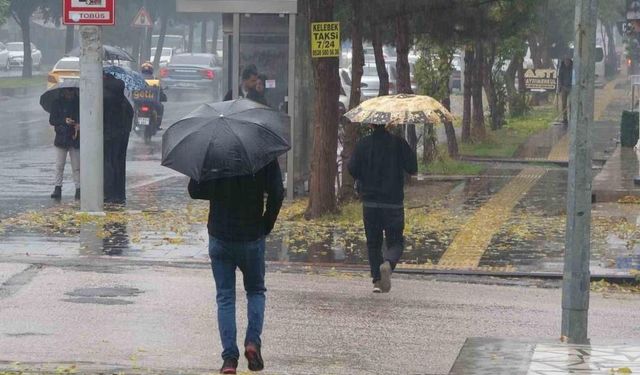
[287,14,296,200]
[232,13,240,99]
[561,0,598,345]
[79,26,104,213]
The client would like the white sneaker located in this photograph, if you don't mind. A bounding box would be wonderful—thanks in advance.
[380,261,392,293]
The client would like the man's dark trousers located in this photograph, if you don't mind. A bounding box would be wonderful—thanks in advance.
[362,205,404,282]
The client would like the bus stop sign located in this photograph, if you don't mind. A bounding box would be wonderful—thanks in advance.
[63,0,115,26]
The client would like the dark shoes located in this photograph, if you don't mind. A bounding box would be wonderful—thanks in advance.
[245,343,264,372]
[75,188,80,200]
[50,186,62,199]
[379,261,392,293]
[373,281,382,293]
[220,358,238,374]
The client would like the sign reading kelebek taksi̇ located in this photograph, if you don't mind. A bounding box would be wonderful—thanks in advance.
[63,0,115,26]
[311,22,340,58]
[524,69,557,92]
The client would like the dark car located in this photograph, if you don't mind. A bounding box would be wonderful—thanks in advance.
[160,53,223,100]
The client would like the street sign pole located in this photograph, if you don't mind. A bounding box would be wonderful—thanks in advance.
[561,0,598,344]
[79,25,104,213]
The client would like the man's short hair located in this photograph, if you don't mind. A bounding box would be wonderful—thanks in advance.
[242,64,258,80]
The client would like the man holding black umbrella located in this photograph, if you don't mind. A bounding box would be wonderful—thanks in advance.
[188,161,284,374]
[162,98,290,374]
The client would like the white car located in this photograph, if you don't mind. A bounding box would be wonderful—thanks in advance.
[151,47,173,67]
[6,42,42,69]
[0,43,10,71]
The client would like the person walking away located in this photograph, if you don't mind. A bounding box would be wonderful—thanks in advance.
[347,124,417,293]
[103,74,134,204]
[49,88,80,200]
[188,160,284,374]
[224,64,258,101]
[558,56,573,126]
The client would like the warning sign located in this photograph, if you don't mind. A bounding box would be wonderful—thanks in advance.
[524,69,557,91]
[311,22,340,58]
[132,7,153,28]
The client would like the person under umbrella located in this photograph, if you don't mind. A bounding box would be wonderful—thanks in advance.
[162,99,289,374]
[41,84,81,200]
[345,94,452,293]
[103,73,134,204]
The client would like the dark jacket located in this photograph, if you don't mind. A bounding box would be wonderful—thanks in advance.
[103,77,134,141]
[247,88,268,106]
[223,86,245,101]
[188,160,285,242]
[49,97,80,149]
[558,60,573,89]
[348,127,417,206]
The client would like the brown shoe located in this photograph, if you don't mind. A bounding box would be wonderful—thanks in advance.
[245,343,264,371]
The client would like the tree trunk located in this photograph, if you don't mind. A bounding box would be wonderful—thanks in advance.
[65,25,75,54]
[483,42,501,130]
[200,21,207,53]
[462,46,473,143]
[372,24,389,96]
[339,0,363,203]
[187,20,195,53]
[442,97,459,158]
[153,10,169,72]
[472,40,486,139]
[422,124,437,164]
[604,22,617,78]
[506,51,527,117]
[306,0,340,219]
[13,11,33,78]
[395,14,417,153]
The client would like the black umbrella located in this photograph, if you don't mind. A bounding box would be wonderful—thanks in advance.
[68,45,134,62]
[161,98,291,181]
[39,80,79,113]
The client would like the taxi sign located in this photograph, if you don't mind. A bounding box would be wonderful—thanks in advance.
[311,22,340,58]
[63,0,115,26]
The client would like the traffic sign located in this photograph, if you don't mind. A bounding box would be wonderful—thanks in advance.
[132,7,153,28]
[63,0,115,26]
[311,22,340,58]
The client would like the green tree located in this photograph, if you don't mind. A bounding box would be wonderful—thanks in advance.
[10,0,57,78]
[0,0,9,26]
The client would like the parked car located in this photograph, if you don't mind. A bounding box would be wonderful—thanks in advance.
[152,35,186,54]
[6,42,42,69]
[0,43,9,71]
[47,57,80,88]
[160,53,223,99]
[151,47,173,67]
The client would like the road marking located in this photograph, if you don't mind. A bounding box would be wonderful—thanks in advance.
[437,167,546,268]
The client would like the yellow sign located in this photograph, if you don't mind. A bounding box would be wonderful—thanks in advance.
[311,22,340,58]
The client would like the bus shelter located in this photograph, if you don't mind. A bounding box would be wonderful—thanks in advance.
[177,0,298,199]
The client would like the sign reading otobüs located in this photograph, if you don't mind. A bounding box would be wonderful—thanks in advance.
[524,69,557,92]
[311,22,341,58]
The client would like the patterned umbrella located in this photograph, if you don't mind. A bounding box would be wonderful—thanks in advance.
[103,65,148,92]
[344,93,454,126]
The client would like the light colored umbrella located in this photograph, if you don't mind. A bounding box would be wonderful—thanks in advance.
[344,93,455,126]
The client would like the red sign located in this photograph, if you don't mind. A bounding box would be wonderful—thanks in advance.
[63,0,115,26]
[132,7,153,28]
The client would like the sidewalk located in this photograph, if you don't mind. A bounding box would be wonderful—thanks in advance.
[1,260,640,374]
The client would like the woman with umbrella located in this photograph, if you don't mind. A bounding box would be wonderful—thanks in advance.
[41,83,81,200]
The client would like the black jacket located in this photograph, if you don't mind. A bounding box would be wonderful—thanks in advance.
[188,160,285,242]
[223,86,245,101]
[104,76,134,141]
[348,127,417,205]
[558,60,573,89]
[49,97,80,149]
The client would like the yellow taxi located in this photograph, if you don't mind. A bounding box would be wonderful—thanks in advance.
[47,57,80,88]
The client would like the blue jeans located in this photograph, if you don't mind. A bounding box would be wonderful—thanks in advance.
[209,235,266,361]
